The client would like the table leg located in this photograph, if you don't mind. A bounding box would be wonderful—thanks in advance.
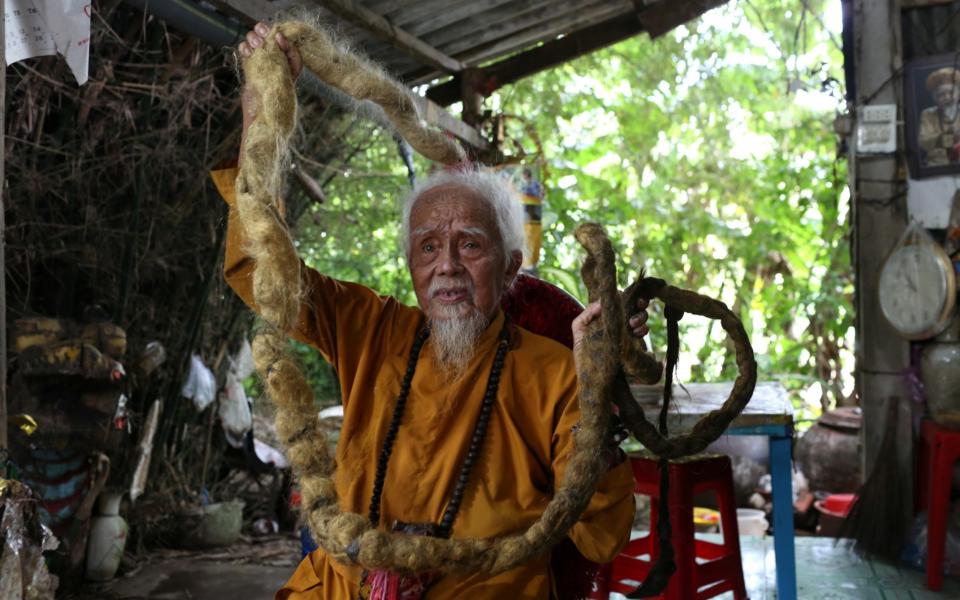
[770,433,796,600]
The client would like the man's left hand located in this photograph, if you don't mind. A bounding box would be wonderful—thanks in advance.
[628,297,650,338]
[572,297,651,355]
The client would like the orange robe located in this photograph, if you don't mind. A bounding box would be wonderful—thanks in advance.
[212,168,635,599]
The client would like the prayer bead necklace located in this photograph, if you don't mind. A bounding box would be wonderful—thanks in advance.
[368,320,510,537]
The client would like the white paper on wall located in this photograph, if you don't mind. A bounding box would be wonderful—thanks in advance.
[907,176,960,229]
[857,104,897,154]
[5,0,90,85]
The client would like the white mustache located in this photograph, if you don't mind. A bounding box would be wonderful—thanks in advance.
[428,276,474,298]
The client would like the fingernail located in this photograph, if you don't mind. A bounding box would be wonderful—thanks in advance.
[250,37,261,47]
[255,23,268,35]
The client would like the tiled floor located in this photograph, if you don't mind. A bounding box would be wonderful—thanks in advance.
[70,532,960,599]
[613,534,960,599]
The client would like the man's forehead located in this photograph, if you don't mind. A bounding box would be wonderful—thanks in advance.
[414,182,485,205]
[409,184,497,230]
[412,223,490,237]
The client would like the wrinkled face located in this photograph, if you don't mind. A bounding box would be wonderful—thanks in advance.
[408,184,520,322]
[935,83,960,111]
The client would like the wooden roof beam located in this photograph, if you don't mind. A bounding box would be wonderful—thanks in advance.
[320,0,466,74]
[633,0,729,38]
[202,0,488,150]
[454,2,630,65]
[425,12,645,106]
[411,95,488,151]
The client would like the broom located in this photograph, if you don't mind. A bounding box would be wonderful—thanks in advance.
[839,395,911,562]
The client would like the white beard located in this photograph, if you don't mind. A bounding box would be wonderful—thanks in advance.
[945,103,959,122]
[428,304,488,381]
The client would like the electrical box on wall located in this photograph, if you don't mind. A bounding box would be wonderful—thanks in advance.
[857,104,897,154]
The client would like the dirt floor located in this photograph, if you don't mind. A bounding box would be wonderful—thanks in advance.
[63,535,301,600]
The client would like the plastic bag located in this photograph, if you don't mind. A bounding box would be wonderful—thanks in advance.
[0,480,59,599]
[903,509,960,576]
[230,339,255,381]
[219,374,252,448]
[253,438,289,469]
[181,354,216,411]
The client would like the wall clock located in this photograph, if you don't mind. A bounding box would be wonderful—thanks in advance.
[878,238,956,340]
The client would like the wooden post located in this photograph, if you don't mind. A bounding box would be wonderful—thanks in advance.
[460,67,485,128]
[851,0,911,491]
[0,0,8,478]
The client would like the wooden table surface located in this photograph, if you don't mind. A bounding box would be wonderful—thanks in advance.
[627,381,794,432]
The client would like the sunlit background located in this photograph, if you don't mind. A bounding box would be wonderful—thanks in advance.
[299,0,853,431]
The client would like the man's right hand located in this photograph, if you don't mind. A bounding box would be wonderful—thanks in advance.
[238,22,303,79]
[238,22,303,161]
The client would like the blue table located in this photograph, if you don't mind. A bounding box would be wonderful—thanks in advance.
[629,382,796,600]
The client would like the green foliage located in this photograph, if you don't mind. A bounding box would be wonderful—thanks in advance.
[293,0,851,420]
[290,339,341,407]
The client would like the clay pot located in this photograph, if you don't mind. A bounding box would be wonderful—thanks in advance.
[795,407,862,494]
[85,491,128,581]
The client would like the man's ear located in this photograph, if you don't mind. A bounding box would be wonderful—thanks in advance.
[504,250,523,289]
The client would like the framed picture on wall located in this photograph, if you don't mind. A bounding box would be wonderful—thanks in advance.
[905,53,960,179]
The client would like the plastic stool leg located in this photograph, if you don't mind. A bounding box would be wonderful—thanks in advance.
[927,437,950,591]
[715,461,748,600]
[666,464,696,600]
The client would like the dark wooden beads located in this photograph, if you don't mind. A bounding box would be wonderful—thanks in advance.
[436,333,509,539]
[368,326,430,526]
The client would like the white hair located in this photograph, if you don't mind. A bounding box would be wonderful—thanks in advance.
[401,168,527,267]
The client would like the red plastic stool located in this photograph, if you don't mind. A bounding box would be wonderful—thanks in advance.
[595,454,747,599]
[917,419,960,590]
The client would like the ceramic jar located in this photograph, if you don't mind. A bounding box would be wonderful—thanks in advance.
[795,407,862,493]
[922,313,960,425]
[85,491,128,581]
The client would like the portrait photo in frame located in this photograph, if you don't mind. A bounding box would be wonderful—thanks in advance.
[905,52,960,179]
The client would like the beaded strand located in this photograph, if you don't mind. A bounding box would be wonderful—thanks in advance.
[368,325,431,526]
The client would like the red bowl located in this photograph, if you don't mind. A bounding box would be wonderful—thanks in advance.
[815,493,857,518]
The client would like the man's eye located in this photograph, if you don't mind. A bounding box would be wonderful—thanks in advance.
[422,243,435,253]
[463,241,479,250]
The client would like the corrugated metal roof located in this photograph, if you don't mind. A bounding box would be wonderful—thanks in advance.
[205,0,726,146]
[214,0,725,85]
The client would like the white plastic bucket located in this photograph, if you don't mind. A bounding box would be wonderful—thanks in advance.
[736,508,768,537]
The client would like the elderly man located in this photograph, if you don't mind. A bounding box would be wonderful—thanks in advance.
[217,23,649,599]
[919,66,960,166]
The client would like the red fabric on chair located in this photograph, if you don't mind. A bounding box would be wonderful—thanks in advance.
[501,273,584,350]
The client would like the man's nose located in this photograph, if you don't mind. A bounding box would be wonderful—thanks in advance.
[437,243,463,274]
